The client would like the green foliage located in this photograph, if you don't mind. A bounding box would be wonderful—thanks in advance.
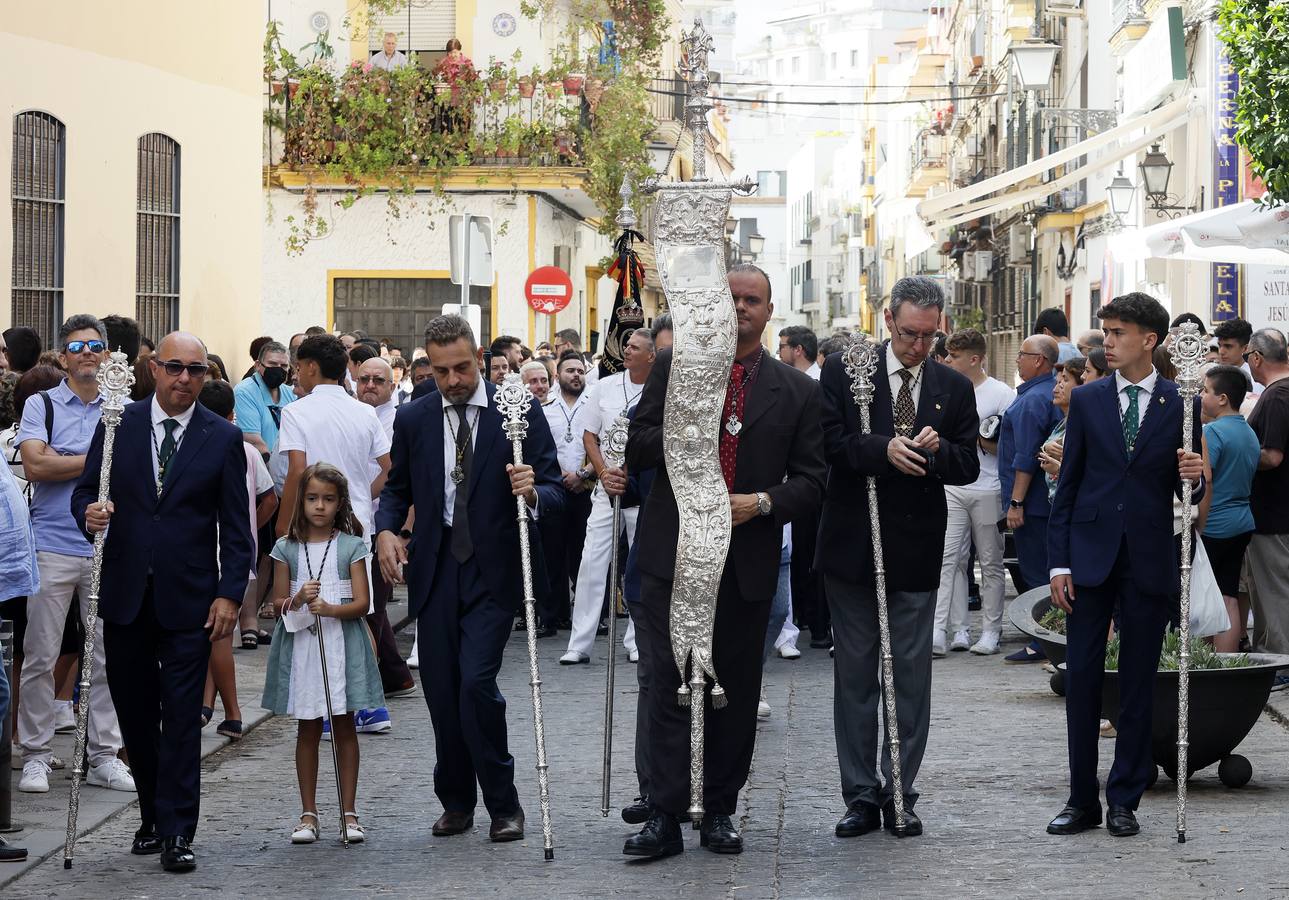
[1037,607,1067,635]
[1217,0,1289,203]
[1105,628,1250,672]
[954,307,987,333]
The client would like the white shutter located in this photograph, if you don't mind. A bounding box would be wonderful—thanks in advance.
[369,1,457,55]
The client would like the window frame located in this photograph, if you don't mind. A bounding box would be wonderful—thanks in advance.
[11,110,66,347]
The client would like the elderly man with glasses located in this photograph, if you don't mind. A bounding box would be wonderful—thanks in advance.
[16,314,133,796]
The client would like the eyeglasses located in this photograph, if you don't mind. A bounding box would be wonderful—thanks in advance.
[65,340,106,355]
[157,360,211,379]
[1243,350,1261,362]
[1016,350,1043,360]
[357,375,388,385]
[894,327,939,345]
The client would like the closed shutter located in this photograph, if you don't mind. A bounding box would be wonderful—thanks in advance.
[369,1,457,57]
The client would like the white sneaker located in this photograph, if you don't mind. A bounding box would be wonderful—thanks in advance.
[950,629,971,652]
[407,633,420,669]
[54,700,77,734]
[628,649,640,663]
[777,643,802,660]
[88,758,137,792]
[559,650,589,665]
[932,630,947,658]
[757,694,771,719]
[19,760,51,793]
[970,630,1001,655]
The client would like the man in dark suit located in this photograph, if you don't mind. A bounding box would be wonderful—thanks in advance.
[375,314,563,844]
[818,276,980,840]
[623,263,825,858]
[1046,292,1204,838]
[73,331,252,873]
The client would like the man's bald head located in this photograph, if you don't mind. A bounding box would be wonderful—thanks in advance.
[150,331,209,415]
[157,331,207,359]
[1024,334,1059,366]
[357,356,395,407]
[1017,334,1058,382]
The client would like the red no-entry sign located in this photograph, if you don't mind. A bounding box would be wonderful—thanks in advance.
[525,266,574,314]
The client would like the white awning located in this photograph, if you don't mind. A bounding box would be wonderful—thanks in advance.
[1115,200,1289,265]
[917,91,1201,231]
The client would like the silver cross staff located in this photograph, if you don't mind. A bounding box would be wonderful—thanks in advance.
[600,411,630,817]
[842,333,910,836]
[495,373,555,859]
[64,350,133,868]
[1169,321,1205,843]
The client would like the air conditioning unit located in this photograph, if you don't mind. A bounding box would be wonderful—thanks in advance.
[1008,223,1033,265]
[922,251,943,274]
[964,250,993,281]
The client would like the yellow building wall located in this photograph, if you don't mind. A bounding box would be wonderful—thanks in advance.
[0,2,263,365]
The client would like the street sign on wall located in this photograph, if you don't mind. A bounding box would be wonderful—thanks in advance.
[525,265,574,314]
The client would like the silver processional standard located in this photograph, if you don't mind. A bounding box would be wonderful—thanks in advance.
[644,17,756,821]
[64,350,133,868]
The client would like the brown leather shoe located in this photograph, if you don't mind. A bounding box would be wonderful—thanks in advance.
[432,811,474,836]
[489,806,525,842]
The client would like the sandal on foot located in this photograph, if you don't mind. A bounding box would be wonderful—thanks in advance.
[200,707,214,728]
[255,629,272,646]
[216,719,242,740]
[292,813,319,844]
[240,631,258,650]
[344,812,365,843]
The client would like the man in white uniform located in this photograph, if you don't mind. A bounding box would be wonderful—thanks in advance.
[559,330,655,664]
[935,329,1016,655]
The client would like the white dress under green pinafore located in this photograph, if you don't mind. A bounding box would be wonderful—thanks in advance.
[261,533,385,719]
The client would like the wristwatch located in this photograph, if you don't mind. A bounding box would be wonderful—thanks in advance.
[756,492,773,516]
[399,529,413,540]
[1009,499,1024,509]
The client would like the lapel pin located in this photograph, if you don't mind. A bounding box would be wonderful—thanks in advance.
[935,403,942,410]
[1158,397,1165,405]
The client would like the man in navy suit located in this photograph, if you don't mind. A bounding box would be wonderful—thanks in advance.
[73,332,252,872]
[1046,293,1204,838]
[375,314,563,844]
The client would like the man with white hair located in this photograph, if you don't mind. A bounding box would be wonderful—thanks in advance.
[371,32,409,71]
[520,360,551,404]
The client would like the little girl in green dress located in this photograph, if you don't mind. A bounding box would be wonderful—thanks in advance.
[262,463,384,844]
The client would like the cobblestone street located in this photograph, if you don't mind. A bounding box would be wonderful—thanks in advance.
[7,614,1289,899]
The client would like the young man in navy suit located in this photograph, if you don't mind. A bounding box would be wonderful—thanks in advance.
[74,332,252,872]
[375,315,563,844]
[1046,293,1204,838]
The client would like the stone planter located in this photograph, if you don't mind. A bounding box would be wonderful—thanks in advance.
[1007,587,1067,695]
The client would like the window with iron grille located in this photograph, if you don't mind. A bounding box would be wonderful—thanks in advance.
[11,111,65,348]
[137,133,180,342]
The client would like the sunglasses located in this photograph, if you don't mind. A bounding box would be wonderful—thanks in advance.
[357,375,388,385]
[157,360,211,379]
[1243,350,1260,362]
[65,340,106,354]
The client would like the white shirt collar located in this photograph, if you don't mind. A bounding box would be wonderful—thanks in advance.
[1114,368,1158,395]
[150,395,197,429]
[885,343,924,384]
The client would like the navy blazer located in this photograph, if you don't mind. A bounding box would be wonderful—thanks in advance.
[1047,375,1204,595]
[815,349,980,593]
[71,398,253,631]
[374,381,564,616]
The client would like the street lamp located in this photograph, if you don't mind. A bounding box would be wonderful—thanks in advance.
[747,232,766,257]
[725,216,738,237]
[1106,169,1136,218]
[1008,36,1060,91]
[646,138,674,178]
[1139,143,1174,205]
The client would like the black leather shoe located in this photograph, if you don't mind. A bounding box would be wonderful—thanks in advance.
[596,620,609,636]
[835,803,882,838]
[1047,804,1103,835]
[535,624,558,639]
[621,796,652,825]
[131,825,163,855]
[489,806,525,842]
[623,811,683,858]
[0,836,28,862]
[699,814,743,854]
[809,630,833,649]
[432,810,474,836]
[160,836,196,873]
[1106,805,1140,837]
[881,800,922,837]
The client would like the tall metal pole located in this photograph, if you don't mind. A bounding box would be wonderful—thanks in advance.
[495,374,555,859]
[313,614,349,846]
[64,351,133,868]
[599,413,630,817]
[1170,321,1203,843]
[460,214,472,310]
[841,333,909,835]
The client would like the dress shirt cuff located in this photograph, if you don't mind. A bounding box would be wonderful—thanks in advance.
[1049,568,1071,580]
[528,494,541,521]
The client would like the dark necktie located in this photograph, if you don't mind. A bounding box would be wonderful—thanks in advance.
[718,361,746,491]
[1122,385,1142,453]
[268,405,282,428]
[894,369,916,437]
[158,418,179,488]
[450,404,474,563]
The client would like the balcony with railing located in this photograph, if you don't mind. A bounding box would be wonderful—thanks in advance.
[906,130,948,199]
[1111,0,1150,48]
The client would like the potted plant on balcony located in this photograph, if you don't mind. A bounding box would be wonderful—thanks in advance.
[518,66,540,98]
[485,58,509,97]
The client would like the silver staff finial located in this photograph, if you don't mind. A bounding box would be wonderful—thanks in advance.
[615,177,637,232]
[680,18,716,183]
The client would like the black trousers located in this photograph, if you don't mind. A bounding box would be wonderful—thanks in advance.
[368,536,413,692]
[538,489,591,626]
[791,514,828,636]
[637,568,771,817]
[103,582,211,840]
[1064,537,1171,811]
[624,584,654,800]
[417,530,520,818]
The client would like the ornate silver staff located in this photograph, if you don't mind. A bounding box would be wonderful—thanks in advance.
[643,17,756,822]
[1170,321,1204,844]
[841,333,909,836]
[496,373,555,860]
[313,612,349,847]
[600,411,630,817]
[64,350,133,868]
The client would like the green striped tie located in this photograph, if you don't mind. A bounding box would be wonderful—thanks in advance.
[1122,385,1142,453]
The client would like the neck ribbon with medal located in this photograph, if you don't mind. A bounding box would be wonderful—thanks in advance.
[302,529,336,635]
[724,349,766,437]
